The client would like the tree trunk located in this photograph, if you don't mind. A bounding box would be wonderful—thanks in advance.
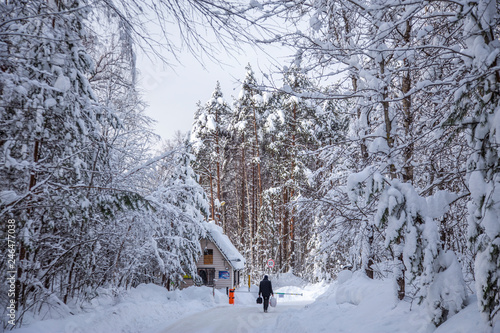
[215,110,223,228]
[396,252,405,300]
[401,20,414,183]
[290,104,297,267]
[365,225,375,279]
[252,107,263,207]
[396,235,405,300]
[379,60,396,179]
[17,139,41,309]
[381,55,404,297]
[64,251,78,304]
[209,172,215,222]
[282,189,289,270]
[240,140,246,250]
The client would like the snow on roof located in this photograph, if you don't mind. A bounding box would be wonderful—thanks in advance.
[204,222,246,270]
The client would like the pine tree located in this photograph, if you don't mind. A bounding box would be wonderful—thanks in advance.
[191,82,231,229]
[261,65,319,273]
[228,64,265,272]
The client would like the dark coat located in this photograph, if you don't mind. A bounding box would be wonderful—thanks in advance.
[258,276,273,297]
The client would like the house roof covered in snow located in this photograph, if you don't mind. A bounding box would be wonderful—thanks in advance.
[204,222,245,270]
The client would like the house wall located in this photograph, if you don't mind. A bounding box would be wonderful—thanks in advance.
[182,239,238,290]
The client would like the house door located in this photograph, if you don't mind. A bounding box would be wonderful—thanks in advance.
[198,268,215,286]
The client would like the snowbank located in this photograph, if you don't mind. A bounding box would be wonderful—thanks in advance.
[12,284,227,333]
[274,271,491,333]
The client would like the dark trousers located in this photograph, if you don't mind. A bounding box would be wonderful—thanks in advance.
[263,296,270,311]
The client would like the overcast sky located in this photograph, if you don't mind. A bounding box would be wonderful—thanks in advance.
[137,42,291,143]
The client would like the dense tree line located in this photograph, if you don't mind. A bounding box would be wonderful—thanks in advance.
[190,0,500,328]
[191,64,324,276]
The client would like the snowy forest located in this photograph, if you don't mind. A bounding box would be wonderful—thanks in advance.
[1,0,499,331]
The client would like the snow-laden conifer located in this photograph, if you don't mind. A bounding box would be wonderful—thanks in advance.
[190,82,231,227]
[145,144,209,286]
[450,0,500,325]
[348,170,467,325]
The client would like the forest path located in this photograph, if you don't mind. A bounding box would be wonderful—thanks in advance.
[153,300,312,333]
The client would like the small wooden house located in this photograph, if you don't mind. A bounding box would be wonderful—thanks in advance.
[183,222,245,290]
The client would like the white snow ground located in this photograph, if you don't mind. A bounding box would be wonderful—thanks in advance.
[157,300,312,333]
[10,272,494,333]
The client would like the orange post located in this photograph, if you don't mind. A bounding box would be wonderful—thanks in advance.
[229,289,235,305]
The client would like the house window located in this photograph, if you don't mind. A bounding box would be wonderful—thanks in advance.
[204,249,213,264]
[198,268,215,286]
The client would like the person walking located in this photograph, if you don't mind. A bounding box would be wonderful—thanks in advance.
[258,275,274,313]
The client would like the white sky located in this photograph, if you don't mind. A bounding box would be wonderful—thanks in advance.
[137,43,292,142]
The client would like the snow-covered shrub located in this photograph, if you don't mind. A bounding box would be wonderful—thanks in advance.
[423,250,467,326]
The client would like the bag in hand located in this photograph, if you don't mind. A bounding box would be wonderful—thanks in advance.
[270,296,277,307]
[256,296,263,304]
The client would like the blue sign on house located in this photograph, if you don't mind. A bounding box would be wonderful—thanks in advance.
[219,271,230,279]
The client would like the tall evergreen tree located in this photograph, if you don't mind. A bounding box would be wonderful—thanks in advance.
[228,64,265,272]
[191,82,231,229]
[262,65,318,273]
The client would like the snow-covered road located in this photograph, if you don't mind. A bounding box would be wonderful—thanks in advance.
[155,301,311,333]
